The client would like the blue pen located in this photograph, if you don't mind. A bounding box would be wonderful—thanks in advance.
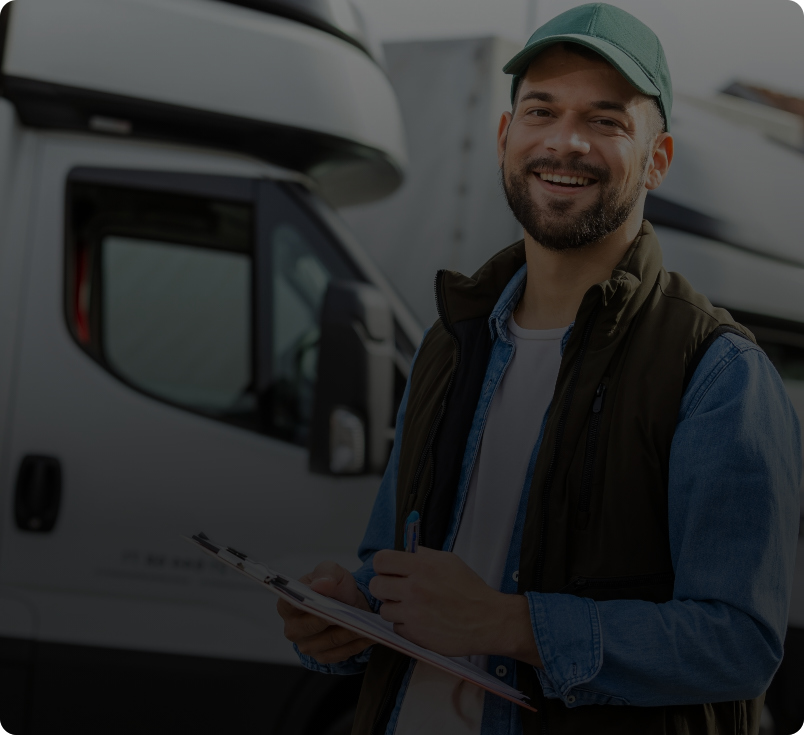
[404,511,420,553]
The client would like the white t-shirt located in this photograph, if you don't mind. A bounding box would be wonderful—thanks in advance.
[393,315,566,734]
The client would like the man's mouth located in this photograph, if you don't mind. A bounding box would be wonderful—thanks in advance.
[536,172,597,188]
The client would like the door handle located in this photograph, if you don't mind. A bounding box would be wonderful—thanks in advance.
[14,455,62,532]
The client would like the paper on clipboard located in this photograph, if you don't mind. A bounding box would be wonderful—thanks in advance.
[185,533,536,712]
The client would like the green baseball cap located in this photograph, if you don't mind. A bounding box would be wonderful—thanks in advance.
[503,3,672,131]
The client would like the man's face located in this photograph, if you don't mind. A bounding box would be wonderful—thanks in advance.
[498,45,671,251]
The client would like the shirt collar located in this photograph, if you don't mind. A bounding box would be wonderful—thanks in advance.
[488,262,527,342]
[488,262,574,354]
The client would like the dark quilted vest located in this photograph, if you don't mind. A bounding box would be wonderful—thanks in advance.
[351,222,764,735]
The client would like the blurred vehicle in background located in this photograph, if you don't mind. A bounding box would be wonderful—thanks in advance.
[340,37,804,735]
[0,1,419,733]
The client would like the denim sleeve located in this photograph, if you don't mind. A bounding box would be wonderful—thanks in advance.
[296,331,425,675]
[527,333,802,706]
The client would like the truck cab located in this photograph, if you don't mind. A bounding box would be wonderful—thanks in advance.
[0,1,418,733]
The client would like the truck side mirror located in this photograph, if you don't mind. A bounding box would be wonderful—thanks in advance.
[309,281,394,475]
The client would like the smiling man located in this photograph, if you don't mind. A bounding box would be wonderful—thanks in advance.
[277,5,801,735]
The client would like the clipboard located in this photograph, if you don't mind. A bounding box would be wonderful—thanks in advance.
[185,532,536,712]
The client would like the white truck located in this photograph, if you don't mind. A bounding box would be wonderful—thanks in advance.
[341,37,804,735]
[0,1,422,733]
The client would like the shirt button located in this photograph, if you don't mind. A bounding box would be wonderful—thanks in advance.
[566,695,576,704]
[512,570,519,582]
[495,665,507,677]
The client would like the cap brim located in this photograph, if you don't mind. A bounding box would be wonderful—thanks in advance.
[503,34,660,98]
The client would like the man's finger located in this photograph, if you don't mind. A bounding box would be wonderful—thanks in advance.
[372,549,417,576]
[310,561,348,584]
[369,574,407,602]
[281,609,331,640]
[306,562,368,608]
[378,600,405,624]
[309,576,343,597]
[276,598,306,621]
[300,562,347,588]
[392,622,409,639]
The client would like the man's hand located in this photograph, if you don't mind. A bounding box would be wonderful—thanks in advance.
[370,547,542,667]
[277,561,374,665]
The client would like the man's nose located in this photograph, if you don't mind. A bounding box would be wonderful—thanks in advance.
[544,115,591,157]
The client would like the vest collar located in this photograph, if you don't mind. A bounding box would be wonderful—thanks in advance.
[585,220,664,340]
[436,220,663,339]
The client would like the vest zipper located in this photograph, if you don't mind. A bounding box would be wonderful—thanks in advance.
[576,381,607,530]
[534,303,600,594]
[410,270,460,549]
[530,302,599,735]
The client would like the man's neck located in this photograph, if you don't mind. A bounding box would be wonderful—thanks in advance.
[513,217,643,330]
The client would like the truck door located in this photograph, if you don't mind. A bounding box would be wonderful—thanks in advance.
[0,147,383,732]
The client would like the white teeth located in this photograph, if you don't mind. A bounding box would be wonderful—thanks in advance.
[538,173,594,186]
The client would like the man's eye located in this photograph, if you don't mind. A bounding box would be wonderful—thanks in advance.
[528,108,551,117]
[594,119,619,128]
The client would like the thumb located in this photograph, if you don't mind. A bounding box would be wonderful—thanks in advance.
[309,563,357,604]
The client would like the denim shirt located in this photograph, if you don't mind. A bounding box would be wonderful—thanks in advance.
[296,264,803,735]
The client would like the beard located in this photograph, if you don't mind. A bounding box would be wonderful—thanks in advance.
[501,153,648,252]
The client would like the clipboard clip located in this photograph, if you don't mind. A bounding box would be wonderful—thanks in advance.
[272,575,305,603]
[192,532,219,554]
[190,532,305,603]
[193,532,250,562]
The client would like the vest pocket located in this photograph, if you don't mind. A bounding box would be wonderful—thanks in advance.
[576,381,606,530]
[558,571,675,602]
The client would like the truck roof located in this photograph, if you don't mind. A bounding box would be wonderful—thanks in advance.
[214,0,381,61]
[0,0,406,207]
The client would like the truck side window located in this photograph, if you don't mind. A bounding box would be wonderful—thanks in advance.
[66,180,258,430]
[102,236,251,414]
[66,176,362,445]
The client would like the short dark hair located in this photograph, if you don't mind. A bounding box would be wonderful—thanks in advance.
[511,42,666,137]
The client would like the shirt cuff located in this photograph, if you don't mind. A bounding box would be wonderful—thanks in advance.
[293,643,374,675]
[526,592,621,706]
[290,565,379,675]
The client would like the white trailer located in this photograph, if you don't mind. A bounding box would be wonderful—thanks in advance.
[340,37,804,735]
[0,1,420,733]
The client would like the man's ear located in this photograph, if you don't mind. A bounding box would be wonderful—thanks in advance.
[497,111,513,169]
[645,133,674,191]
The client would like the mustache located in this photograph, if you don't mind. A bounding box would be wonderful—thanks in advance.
[524,156,611,183]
